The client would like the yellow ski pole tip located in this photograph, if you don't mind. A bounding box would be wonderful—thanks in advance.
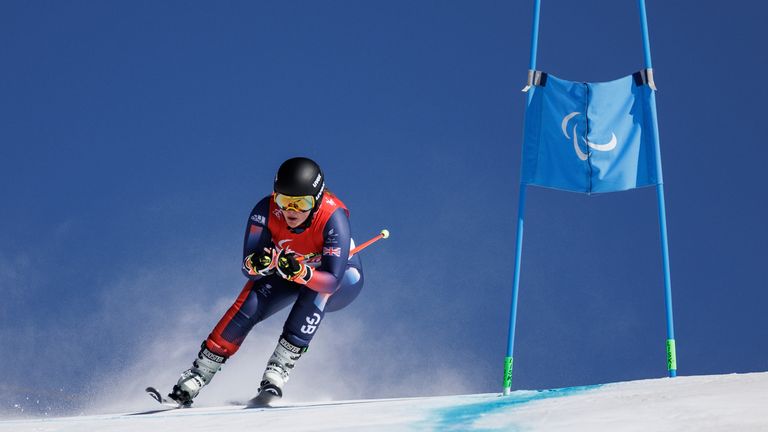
[380,229,390,239]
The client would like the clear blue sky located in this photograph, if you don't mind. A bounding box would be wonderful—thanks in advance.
[2,0,766,416]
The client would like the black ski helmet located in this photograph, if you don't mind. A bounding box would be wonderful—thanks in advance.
[273,157,325,205]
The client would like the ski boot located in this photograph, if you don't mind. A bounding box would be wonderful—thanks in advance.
[251,337,306,406]
[170,342,227,407]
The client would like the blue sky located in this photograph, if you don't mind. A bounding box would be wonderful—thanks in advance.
[1,0,766,416]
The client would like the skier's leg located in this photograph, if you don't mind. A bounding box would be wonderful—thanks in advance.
[259,285,334,398]
[172,276,296,405]
[206,277,297,356]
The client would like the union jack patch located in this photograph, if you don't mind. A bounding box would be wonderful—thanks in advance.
[323,247,341,257]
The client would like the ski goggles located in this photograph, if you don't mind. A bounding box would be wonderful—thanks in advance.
[274,193,315,212]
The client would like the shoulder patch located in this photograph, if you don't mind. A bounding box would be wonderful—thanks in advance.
[323,246,341,257]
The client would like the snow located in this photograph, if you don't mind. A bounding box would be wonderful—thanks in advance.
[1,372,766,432]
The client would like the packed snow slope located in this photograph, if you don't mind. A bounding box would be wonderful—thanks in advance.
[1,372,766,432]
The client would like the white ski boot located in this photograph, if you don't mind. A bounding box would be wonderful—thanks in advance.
[170,342,227,406]
[253,337,305,405]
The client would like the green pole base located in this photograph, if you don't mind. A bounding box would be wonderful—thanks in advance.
[502,356,513,395]
[666,339,677,376]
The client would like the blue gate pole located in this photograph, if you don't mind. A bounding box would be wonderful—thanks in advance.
[503,0,542,395]
[638,0,677,378]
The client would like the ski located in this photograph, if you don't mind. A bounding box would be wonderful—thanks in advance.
[145,387,189,409]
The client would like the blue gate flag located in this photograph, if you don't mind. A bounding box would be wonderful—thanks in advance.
[521,72,660,193]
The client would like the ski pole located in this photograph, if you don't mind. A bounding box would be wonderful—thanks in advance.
[299,229,390,262]
[350,229,390,258]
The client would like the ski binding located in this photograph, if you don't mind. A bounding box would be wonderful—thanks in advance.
[246,383,282,408]
[146,386,190,408]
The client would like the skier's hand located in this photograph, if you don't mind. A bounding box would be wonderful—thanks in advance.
[244,248,277,276]
[276,249,311,284]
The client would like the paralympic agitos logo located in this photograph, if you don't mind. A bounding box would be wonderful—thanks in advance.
[561,112,617,161]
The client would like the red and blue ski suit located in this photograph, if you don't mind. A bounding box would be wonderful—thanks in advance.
[205,191,364,357]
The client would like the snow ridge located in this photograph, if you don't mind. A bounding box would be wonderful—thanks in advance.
[1,372,766,432]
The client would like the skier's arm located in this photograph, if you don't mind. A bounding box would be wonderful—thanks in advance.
[306,208,351,293]
[242,197,274,280]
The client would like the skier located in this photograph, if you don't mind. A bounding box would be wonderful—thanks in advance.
[168,157,364,406]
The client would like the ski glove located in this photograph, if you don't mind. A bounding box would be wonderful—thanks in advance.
[244,248,278,276]
[276,250,312,284]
